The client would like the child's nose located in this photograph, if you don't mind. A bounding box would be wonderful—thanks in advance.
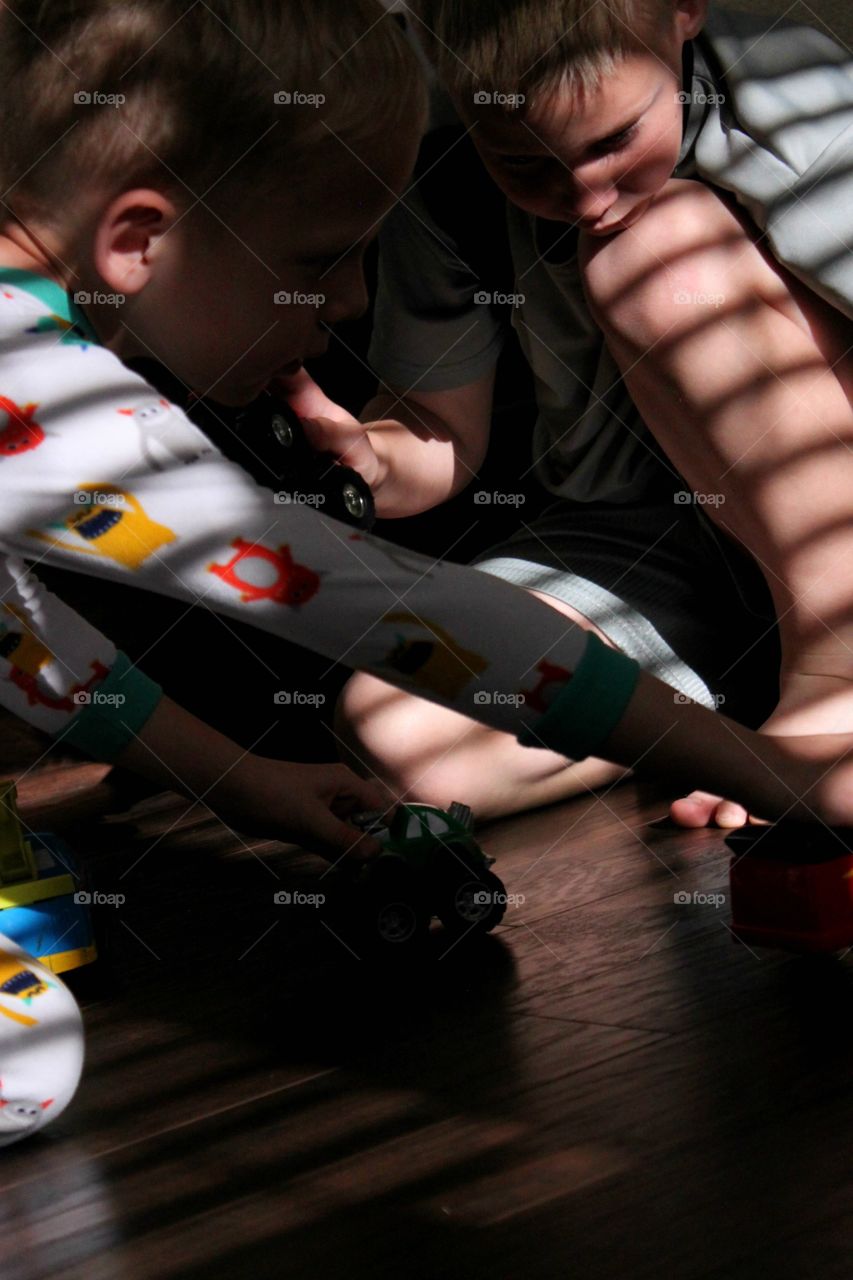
[569,185,618,221]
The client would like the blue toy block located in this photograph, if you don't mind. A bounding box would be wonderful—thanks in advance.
[0,834,96,975]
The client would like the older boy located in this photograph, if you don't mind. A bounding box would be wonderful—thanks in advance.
[328,0,853,824]
[1,0,853,858]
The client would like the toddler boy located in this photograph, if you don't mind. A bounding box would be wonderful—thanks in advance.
[0,0,850,856]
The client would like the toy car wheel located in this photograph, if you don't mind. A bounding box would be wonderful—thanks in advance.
[360,861,431,955]
[318,463,376,531]
[432,847,507,935]
[375,898,420,945]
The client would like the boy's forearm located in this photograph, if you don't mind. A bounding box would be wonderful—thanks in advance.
[361,394,478,517]
[111,660,822,830]
[112,695,255,811]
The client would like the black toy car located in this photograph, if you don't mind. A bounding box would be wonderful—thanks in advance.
[126,359,375,530]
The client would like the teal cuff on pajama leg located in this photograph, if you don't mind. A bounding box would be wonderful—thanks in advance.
[517,633,642,762]
[58,652,164,762]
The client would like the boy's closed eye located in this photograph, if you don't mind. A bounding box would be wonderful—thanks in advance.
[500,122,639,171]
[592,123,638,155]
[502,154,546,170]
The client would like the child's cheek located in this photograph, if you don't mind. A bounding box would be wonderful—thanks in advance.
[622,132,682,198]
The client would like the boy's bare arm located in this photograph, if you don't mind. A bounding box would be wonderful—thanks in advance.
[112,694,390,862]
[115,654,853,838]
[361,373,496,515]
[284,366,496,518]
[583,183,853,684]
[581,179,853,826]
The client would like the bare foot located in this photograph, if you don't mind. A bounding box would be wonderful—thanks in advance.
[669,789,760,828]
[670,672,853,827]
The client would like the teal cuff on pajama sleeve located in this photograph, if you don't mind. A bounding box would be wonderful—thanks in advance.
[58,652,164,762]
[517,633,642,761]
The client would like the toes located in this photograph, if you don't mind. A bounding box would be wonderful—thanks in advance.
[713,800,749,828]
[670,790,724,827]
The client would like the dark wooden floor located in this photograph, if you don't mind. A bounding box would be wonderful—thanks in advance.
[4,758,853,1280]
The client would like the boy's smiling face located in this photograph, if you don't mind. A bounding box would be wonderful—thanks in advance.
[459,21,698,235]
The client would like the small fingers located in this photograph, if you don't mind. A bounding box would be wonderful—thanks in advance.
[313,811,383,864]
[300,414,343,452]
[328,766,395,817]
[273,368,346,421]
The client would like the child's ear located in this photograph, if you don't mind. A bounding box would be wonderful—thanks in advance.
[674,0,708,42]
[93,189,179,296]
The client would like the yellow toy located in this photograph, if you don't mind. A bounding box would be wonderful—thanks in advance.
[0,781,37,886]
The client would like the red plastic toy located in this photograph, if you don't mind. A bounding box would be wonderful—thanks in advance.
[725,824,853,953]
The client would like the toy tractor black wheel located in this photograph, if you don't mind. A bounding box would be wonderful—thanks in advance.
[359,859,431,956]
[318,463,375,531]
[432,845,507,936]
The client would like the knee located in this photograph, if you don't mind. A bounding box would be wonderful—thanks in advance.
[335,671,401,759]
[334,673,488,808]
[334,672,438,793]
[580,178,749,351]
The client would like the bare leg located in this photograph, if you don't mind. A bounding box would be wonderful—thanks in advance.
[581,178,853,825]
[334,590,629,820]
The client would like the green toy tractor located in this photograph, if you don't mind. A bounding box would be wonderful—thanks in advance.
[327,801,507,957]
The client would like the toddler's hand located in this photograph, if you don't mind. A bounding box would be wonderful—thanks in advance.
[273,365,351,423]
[299,411,385,492]
[210,757,396,864]
[273,364,389,493]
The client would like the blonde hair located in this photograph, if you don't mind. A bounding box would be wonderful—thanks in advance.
[0,0,427,227]
[413,0,674,108]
